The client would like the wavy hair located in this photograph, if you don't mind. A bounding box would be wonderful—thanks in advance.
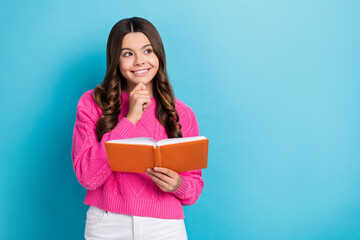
[93,17,183,142]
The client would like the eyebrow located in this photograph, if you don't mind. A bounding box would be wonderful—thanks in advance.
[120,44,152,52]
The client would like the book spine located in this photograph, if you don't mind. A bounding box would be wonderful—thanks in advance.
[153,146,162,167]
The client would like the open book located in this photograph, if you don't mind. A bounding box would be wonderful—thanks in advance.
[104,136,209,173]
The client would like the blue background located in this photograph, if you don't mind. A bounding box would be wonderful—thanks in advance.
[1,0,359,239]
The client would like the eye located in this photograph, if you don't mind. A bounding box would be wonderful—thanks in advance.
[123,52,132,57]
[145,49,153,54]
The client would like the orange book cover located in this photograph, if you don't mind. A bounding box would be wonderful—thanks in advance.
[104,136,209,173]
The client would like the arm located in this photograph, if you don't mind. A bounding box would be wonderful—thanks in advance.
[71,92,136,190]
[170,106,205,205]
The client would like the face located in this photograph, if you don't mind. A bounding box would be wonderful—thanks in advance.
[119,32,159,92]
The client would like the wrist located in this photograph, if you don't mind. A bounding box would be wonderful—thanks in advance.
[126,116,138,125]
[172,175,182,192]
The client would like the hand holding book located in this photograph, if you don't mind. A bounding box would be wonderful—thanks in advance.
[146,167,182,192]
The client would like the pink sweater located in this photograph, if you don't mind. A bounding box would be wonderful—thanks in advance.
[71,89,204,219]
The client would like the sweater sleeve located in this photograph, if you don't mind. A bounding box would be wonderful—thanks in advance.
[71,92,136,190]
[170,105,205,205]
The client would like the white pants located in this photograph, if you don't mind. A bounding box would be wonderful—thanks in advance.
[84,206,188,240]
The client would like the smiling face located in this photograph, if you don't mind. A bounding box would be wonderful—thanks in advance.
[119,32,159,95]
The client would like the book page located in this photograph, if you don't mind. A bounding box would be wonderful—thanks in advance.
[157,136,207,146]
[107,137,156,145]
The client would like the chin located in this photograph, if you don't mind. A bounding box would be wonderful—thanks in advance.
[129,78,152,86]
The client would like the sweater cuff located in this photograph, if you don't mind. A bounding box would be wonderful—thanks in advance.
[110,117,136,139]
[171,175,190,198]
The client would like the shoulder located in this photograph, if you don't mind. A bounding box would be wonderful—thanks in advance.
[77,89,95,109]
[175,98,199,137]
[175,98,196,119]
[75,89,100,122]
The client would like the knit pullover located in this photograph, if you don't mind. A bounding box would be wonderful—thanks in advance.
[71,89,204,219]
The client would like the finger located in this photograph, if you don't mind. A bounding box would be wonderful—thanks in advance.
[147,172,172,190]
[139,82,147,90]
[142,103,150,111]
[139,98,151,108]
[153,167,176,178]
[147,169,173,183]
[142,101,150,107]
[131,92,151,99]
[134,97,151,106]
[131,90,149,96]
[133,82,145,91]
[142,99,151,106]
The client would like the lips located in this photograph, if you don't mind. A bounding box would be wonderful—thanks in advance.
[131,68,150,73]
[131,68,151,77]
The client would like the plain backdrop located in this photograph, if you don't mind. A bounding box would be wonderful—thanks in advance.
[1,0,359,239]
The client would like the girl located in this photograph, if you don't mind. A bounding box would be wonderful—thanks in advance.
[71,17,204,239]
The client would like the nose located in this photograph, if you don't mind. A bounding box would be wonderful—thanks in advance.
[134,54,145,66]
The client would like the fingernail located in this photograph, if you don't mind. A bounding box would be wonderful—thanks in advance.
[147,168,151,172]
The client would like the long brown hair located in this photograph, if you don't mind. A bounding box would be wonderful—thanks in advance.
[93,17,183,142]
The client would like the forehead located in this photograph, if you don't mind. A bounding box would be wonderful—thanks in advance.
[121,32,151,48]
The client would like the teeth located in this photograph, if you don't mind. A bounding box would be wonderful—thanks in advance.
[134,69,148,74]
